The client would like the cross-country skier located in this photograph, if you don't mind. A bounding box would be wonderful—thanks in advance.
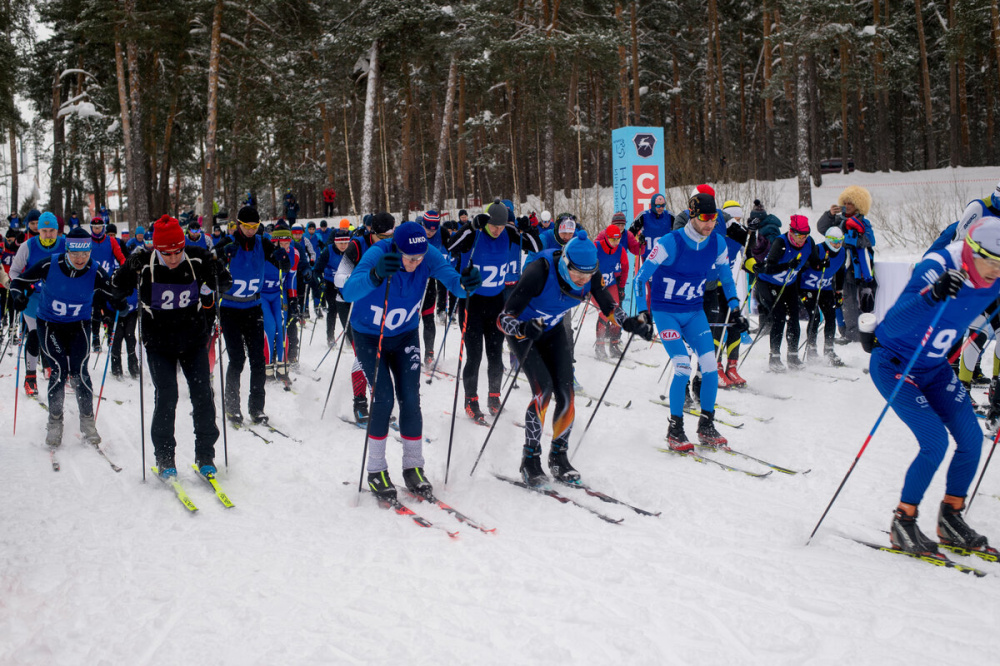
[111,216,232,477]
[872,217,1000,556]
[630,193,673,258]
[499,237,651,486]
[799,226,848,366]
[447,202,541,423]
[592,224,627,359]
[213,206,290,425]
[260,222,299,383]
[9,228,121,447]
[314,222,352,347]
[633,193,748,451]
[419,210,444,367]
[87,217,126,354]
[341,219,482,500]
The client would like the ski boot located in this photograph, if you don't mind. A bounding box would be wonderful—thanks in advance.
[437,311,448,326]
[824,348,846,367]
[666,415,693,453]
[128,353,140,379]
[195,458,217,476]
[79,414,101,446]
[716,362,733,389]
[725,359,747,388]
[250,410,269,425]
[24,371,38,396]
[155,465,178,480]
[465,396,487,425]
[938,498,990,550]
[594,341,608,360]
[768,353,786,373]
[111,356,124,379]
[276,363,290,383]
[608,340,624,358]
[971,362,989,386]
[696,410,728,448]
[520,452,549,487]
[353,395,370,425]
[264,363,275,381]
[423,349,435,369]
[548,446,580,484]
[368,470,397,501]
[786,353,805,371]
[487,392,502,417]
[226,408,245,426]
[961,380,980,412]
[402,467,433,499]
[804,343,820,364]
[889,506,939,555]
[45,413,64,449]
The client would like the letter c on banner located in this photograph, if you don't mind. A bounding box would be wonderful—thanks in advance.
[636,172,656,194]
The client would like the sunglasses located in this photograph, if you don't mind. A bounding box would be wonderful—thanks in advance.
[654,204,665,209]
[790,230,809,238]
[967,237,1000,268]
[695,213,717,222]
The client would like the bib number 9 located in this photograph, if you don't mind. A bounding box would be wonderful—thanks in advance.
[926,329,958,359]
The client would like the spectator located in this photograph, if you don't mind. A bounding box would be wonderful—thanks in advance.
[322,186,336,217]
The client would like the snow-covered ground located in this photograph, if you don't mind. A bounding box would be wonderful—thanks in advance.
[3,167,1000,664]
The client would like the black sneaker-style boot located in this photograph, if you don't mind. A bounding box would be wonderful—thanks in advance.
[487,392,502,417]
[368,470,397,502]
[889,507,939,555]
[937,500,990,550]
[786,353,805,370]
[548,447,580,484]
[353,395,370,424]
[402,467,433,499]
[667,415,693,452]
[768,353,786,373]
[696,410,728,448]
[465,396,487,425]
[520,450,548,487]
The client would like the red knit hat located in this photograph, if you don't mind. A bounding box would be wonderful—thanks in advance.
[605,224,622,241]
[153,215,185,253]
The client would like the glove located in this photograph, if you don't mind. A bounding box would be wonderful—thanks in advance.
[272,246,289,263]
[300,267,313,283]
[472,213,490,230]
[11,290,29,312]
[114,298,130,313]
[727,298,739,311]
[930,269,964,302]
[743,257,758,274]
[834,291,844,308]
[817,258,831,271]
[287,298,300,318]
[373,251,402,280]
[223,243,239,260]
[860,287,875,313]
[521,317,545,341]
[622,311,654,341]
[845,217,866,235]
[461,266,482,294]
[516,216,532,232]
[630,219,643,235]
[730,311,750,335]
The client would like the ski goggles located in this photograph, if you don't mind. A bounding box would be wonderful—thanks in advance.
[966,235,1000,267]
[401,252,425,266]
[694,212,717,222]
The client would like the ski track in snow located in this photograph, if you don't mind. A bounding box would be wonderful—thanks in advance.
[4,169,1000,663]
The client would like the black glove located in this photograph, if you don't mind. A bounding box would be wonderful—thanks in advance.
[930,269,964,302]
[516,216,532,232]
[373,251,402,280]
[834,291,844,308]
[300,267,313,283]
[730,311,750,335]
[10,289,29,312]
[622,311,654,341]
[114,298,130,313]
[223,243,239,260]
[747,217,761,232]
[472,213,490,230]
[521,317,545,341]
[287,298,300,318]
[461,266,482,294]
[859,287,875,313]
[630,219,643,235]
[817,258,831,271]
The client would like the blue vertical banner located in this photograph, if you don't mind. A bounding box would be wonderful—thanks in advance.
[611,126,666,224]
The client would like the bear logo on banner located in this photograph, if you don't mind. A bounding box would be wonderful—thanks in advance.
[633,133,656,158]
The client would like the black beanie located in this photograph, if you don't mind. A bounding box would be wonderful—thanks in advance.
[237,206,260,224]
[371,212,395,234]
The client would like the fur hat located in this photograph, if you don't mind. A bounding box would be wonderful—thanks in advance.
[838,186,872,216]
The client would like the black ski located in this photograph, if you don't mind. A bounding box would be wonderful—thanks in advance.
[492,473,624,524]
[657,447,772,478]
[847,537,986,577]
[554,479,660,516]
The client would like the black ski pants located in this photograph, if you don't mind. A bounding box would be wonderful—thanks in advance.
[146,342,219,466]
[458,293,505,400]
[220,304,266,415]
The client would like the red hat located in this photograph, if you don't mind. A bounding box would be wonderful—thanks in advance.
[153,215,185,253]
[605,224,622,241]
[789,214,810,235]
[693,184,716,198]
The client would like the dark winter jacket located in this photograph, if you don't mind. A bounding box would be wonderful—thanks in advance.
[747,214,782,263]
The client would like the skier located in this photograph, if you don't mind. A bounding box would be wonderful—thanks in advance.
[593,224,627,359]
[213,206,290,425]
[539,215,586,251]
[446,202,541,423]
[2,229,23,335]
[799,226,848,366]
[87,217,127,354]
[872,217,1000,556]
[260,222,299,383]
[8,212,66,395]
[341,218,482,500]
[9,228,121,447]
[185,221,213,250]
[111,216,232,477]
[126,226,145,254]
[744,214,815,372]
[314,223,351,347]
[419,210,444,367]
[334,212,397,424]
[67,211,81,230]
[499,236,650,486]
[817,186,876,342]
[633,193,748,452]
[630,193,673,258]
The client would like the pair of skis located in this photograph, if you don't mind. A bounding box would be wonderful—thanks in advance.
[151,465,234,512]
[375,489,496,537]
[493,473,660,523]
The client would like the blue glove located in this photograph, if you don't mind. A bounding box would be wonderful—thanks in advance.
[461,266,482,294]
[373,251,402,280]
[727,298,739,311]
[272,246,289,263]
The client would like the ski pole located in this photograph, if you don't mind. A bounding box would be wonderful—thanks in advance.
[0,314,13,372]
[738,259,799,371]
[216,316,228,469]
[320,302,354,420]
[797,264,828,354]
[138,313,147,481]
[94,309,121,422]
[425,297,459,385]
[444,297,473,486]
[967,423,1000,512]
[571,332,635,463]
[308,283,323,347]
[356,277,392,500]
[572,298,592,349]
[469,339,535,478]
[12,313,24,436]
[314,329,345,372]
[806,299,949,545]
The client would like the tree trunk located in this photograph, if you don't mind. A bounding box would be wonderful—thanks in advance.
[343,96,357,215]
[360,40,379,214]
[432,55,458,209]
[873,0,889,171]
[125,24,150,226]
[9,127,17,212]
[993,1,1000,98]
[840,38,849,175]
[914,0,936,168]
[957,43,971,163]
[157,70,181,216]
[807,53,822,188]
[49,71,64,219]
[947,0,961,166]
[456,73,467,208]
[630,1,640,120]
[201,0,224,221]
[544,121,554,212]
[615,2,629,127]
[795,49,811,209]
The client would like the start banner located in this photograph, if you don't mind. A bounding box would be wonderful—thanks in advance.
[611,126,666,225]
